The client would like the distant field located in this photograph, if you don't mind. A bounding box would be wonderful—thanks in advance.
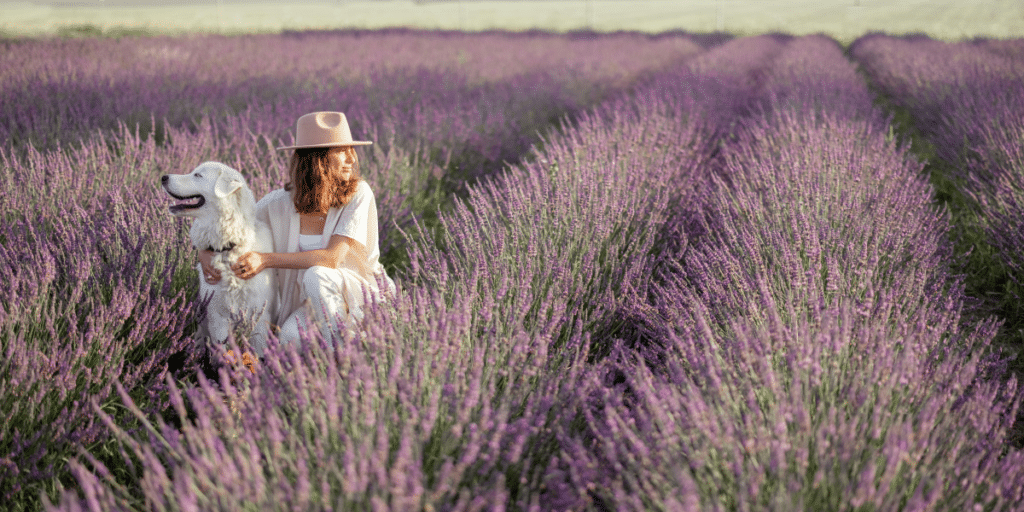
[3,0,1023,42]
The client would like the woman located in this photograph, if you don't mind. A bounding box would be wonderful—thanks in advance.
[200,111,395,354]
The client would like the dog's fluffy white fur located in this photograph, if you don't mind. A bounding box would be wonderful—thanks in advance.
[162,161,276,355]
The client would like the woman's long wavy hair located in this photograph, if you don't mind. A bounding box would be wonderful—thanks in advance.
[285,146,362,214]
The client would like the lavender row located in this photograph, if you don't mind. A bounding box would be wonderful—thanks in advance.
[0,171,203,504]
[0,29,703,181]
[403,33,788,350]
[850,34,1024,318]
[564,35,1024,510]
[848,34,1024,169]
[44,35,782,511]
[698,35,948,328]
[0,121,273,505]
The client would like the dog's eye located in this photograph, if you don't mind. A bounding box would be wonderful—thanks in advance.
[194,173,202,178]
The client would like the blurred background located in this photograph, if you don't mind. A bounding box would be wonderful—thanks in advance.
[2,0,1022,42]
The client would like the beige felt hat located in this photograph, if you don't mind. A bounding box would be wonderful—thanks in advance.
[276,111,372,150]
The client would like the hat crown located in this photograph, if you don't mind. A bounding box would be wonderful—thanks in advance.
[278,111,372,150]
[295,111,353,146]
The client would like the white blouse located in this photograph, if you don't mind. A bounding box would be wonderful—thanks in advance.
[298,233,326,252]
[256,181,393,326]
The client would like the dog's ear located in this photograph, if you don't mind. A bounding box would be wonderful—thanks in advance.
[214,170,245,198]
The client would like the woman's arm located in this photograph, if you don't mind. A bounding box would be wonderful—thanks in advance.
[201,190,282,284]
[199,249,220,283]
[231,234,370,280]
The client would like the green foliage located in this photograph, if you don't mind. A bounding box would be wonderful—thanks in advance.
[55,23,155,40]
[55,24,104,38]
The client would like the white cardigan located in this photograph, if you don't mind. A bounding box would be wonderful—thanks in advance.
[255,182,390,326]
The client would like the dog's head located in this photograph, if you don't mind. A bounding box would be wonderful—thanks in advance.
[161,162,253,219]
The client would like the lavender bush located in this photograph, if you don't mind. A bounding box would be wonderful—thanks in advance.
[971,38,1024,61]
[571,300,1021,511]
[559,35,1024,510]
[0,153,203,505]
[404,33,792,358]
[403,80,708,352]
[850,33,1024,362]
[849,34,1024,168]
[697,35,952,330]
[46,284,593,511]
[971,135,1024,287]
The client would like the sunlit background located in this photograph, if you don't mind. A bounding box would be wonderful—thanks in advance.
[3,0,1023,42]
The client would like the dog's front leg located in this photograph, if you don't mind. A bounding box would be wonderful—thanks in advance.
[199,271,232,345]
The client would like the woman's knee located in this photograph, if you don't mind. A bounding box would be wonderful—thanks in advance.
[278,308,315,346]
[278,316,301,346]
[301,266,335,294]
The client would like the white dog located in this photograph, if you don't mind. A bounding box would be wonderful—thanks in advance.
[161,162,276,356]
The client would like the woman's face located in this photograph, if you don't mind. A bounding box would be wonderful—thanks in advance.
[329,147,355,181]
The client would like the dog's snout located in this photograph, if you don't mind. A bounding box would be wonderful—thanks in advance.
[161,175,169,184]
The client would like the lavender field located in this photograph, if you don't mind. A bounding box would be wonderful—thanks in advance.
[2,28,1024,511]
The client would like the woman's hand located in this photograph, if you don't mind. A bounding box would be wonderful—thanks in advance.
[199,249,221,285]
[232,252,266,280]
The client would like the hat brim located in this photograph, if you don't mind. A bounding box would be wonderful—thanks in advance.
[276,141,373,151]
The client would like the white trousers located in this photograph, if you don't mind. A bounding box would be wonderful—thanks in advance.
[277,266,393,346]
